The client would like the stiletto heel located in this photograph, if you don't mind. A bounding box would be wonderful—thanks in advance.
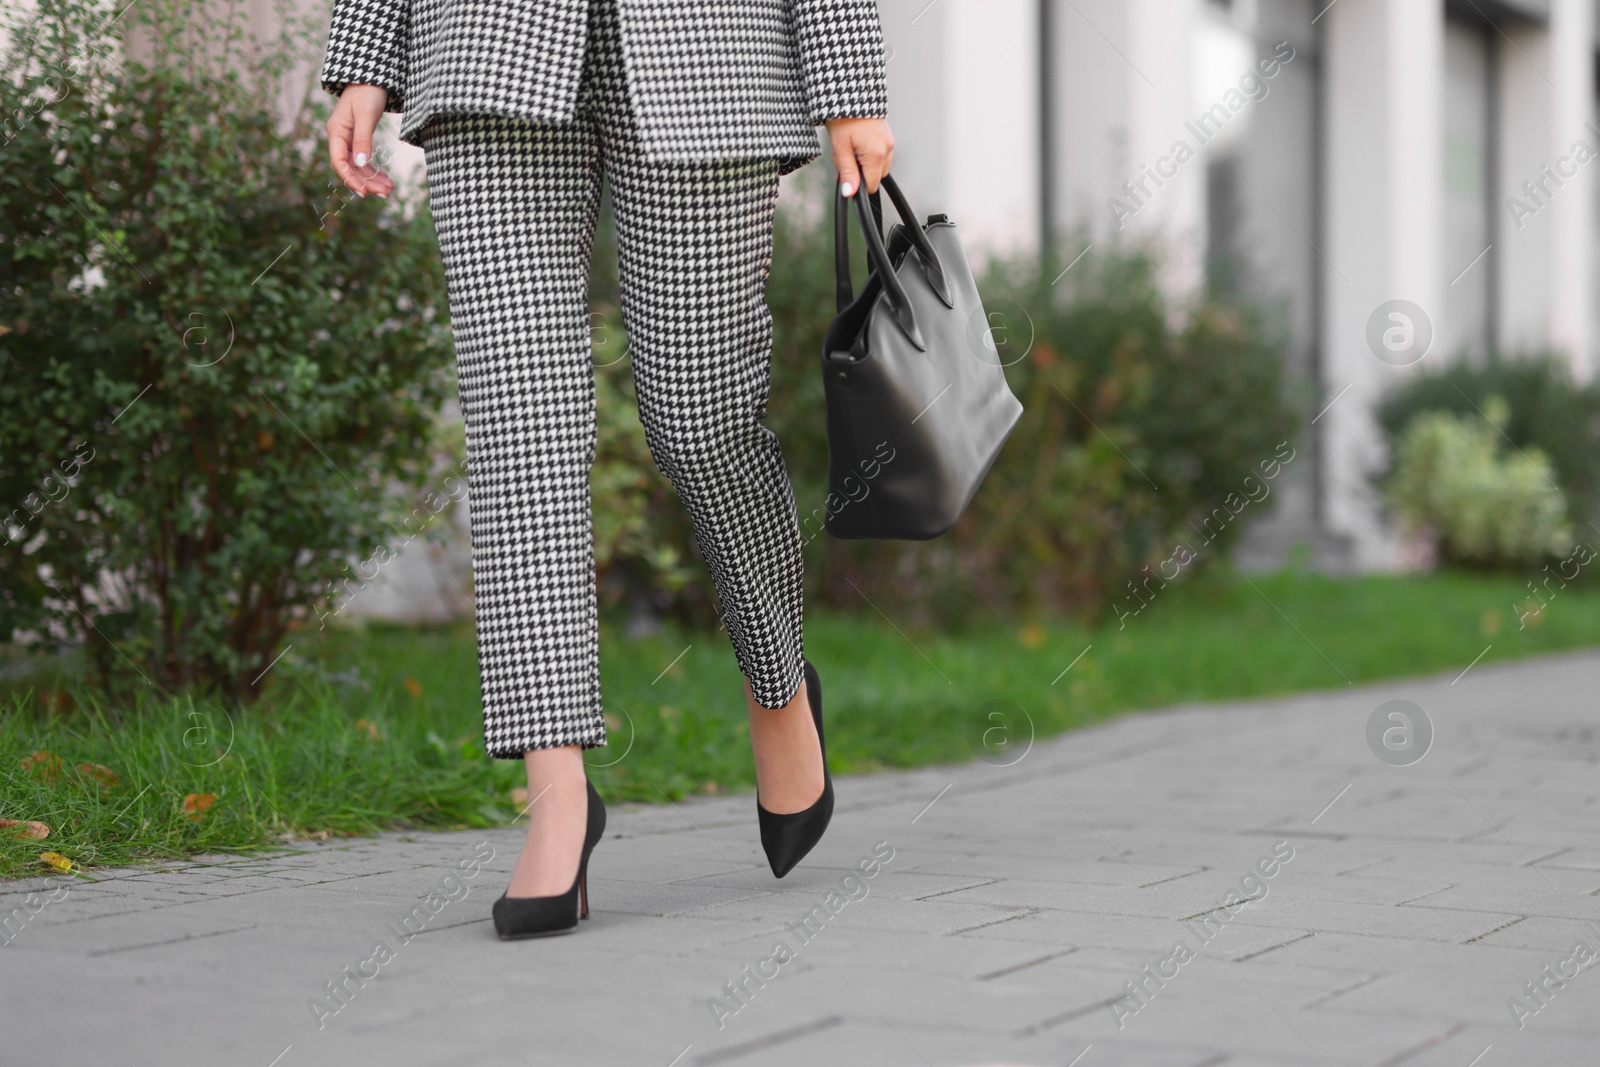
[758,659,833,878]
[492,777,606,940]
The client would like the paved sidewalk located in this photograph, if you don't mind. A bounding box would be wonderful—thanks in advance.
[5,650,1600,1066]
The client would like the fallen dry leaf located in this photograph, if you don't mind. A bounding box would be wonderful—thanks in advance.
[39,851,73,872]
[181,793,217,819]
[75,762,120,787]
[276,828,332,842]
[0,818,49,839]
[20,749,63,783]
[37,689,72,713]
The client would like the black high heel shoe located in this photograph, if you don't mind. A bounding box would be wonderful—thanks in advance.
[492,777,606,940]
[757,659,833,878]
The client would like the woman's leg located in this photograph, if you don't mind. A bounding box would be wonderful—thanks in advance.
[422,114,607,893]
[582,0,822,811]
[510,745,587,896]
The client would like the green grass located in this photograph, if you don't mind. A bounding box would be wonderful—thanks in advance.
[3,568,1596,878]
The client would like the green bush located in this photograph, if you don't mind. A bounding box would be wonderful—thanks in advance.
[940,241,1301,620]
[0,0,455,698]
[1385,398,1571,566]
[1375,353,1600,533]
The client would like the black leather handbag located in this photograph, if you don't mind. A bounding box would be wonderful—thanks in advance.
[820,175,1023,540]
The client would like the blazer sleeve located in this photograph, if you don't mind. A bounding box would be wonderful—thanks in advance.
[319,0,409,113]
[792,0,890,123]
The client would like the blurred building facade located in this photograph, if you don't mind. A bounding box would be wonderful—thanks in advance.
[875,0,1599,570]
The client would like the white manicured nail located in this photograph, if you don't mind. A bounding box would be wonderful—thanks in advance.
[354,152,369,167]
[840,181,854,197]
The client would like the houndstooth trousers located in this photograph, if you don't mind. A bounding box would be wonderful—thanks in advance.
[421,0,806,758]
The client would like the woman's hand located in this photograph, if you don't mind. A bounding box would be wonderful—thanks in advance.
[326,84,395,199]
[825,117,894,198]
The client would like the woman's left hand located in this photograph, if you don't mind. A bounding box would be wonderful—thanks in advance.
[825,117,894,198]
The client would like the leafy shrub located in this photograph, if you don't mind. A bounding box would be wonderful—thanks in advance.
[940,241,1301,620]
[1375,353,1600,533]
[1384,398,1571,566]
[0,0,454,698]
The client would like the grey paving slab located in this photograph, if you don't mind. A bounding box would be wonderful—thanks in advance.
[4,648,1600,1066]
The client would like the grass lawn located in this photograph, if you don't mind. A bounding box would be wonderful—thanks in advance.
[2,567,1595,878]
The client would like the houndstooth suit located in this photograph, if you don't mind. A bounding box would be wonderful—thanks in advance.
[321,0,889,168]
[325,0,884,756]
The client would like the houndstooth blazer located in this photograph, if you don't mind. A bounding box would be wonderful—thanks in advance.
[320,0,889,170]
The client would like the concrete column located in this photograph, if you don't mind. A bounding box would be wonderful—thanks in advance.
[1127,0,1203,292]
[1047,0,1137,234]
[1385,1,1445,343]
[1496,23,1555,357]
[1322,0,1445,568]
[1546,0,1595,379]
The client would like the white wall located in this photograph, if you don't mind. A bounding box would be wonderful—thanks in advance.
[877,0,1039,257]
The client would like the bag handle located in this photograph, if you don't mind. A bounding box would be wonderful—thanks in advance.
[834,188,883,311]
[833,173,954,317]
[876,175,953,307]
[838,188,876,308]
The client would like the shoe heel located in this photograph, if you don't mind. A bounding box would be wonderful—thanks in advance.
[579,864,589,920]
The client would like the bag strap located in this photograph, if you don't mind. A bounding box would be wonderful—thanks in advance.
[834,189,856,312]
[834,180,921,349]
[875,176,952,307]
[832,173,953,328]
[834,188,885,310]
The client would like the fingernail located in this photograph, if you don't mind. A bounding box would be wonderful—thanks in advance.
[354,152,369,167]
[840,181,854,198]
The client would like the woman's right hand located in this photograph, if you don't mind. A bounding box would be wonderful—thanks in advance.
[326,84,395,198]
